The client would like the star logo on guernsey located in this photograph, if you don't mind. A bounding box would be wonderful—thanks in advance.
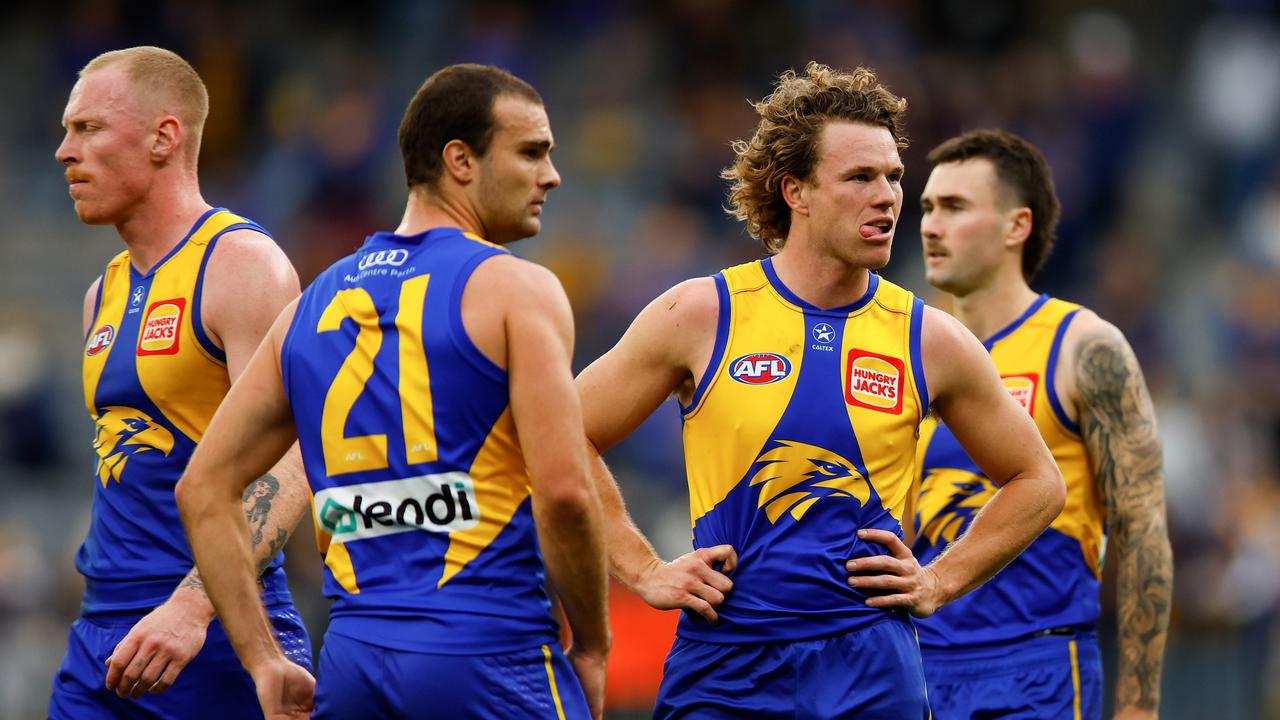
[130,286,145,312]
[915,469,998,546]
[811,322,836,352]
[748,440,871,523]
[92,406,176,486]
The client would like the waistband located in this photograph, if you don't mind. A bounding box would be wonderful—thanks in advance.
[921,627,1098,671]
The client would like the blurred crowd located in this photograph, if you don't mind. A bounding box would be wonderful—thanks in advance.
[0,1,1278,717]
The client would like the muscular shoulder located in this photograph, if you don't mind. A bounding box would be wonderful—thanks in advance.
[919,303,997,406]
[1057,308,1139,408]
[471,252,564,299]
[464,253,573,368]
[204,229,298,293]
[201,228,301,350]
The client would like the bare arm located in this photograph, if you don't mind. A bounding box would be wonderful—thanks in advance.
[575,279,737,621]
[105,230,306,698]
[851,306,1065,615]
[176,303,313,716]
[169,230,307,609]
[1069,315,1171,718]
[500,261,610,658]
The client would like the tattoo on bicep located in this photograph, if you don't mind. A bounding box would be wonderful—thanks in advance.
[242,474,281,547]
[1075,333,1173,712]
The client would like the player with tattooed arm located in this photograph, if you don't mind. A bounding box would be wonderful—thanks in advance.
[913,129,1172,719]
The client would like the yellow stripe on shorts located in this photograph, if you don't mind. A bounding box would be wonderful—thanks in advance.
[1069,639,1081,720]
[542,644,567,720]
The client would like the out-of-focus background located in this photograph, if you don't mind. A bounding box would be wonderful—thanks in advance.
[1,1,1278,717]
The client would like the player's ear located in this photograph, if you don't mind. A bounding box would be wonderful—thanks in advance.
[151,116,182,162]
[441,139,475,184]
[1004,206,1032,249]
[781,175,809,216]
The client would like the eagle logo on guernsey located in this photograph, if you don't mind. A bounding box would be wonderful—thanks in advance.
[748,440,871,523]
[137,298,186,356]
[845,349,905,414]
[85,325,115,356]
[915,468,998,546]
[728,353,792,385]
[92,406,176,486]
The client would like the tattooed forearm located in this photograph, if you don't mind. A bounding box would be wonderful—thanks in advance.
[256,528,290,576]
[1075,331,1173,713]
[177,569,207,596]
[242,474,281,548]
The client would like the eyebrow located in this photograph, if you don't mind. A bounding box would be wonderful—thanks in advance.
[920,193,967,205]
[844,164,904,176]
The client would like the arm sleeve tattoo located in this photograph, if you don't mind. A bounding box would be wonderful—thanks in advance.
[179,473,291,595]
[1075,331,1173,713]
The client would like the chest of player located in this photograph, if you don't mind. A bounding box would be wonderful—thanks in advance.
[83,250,229,444]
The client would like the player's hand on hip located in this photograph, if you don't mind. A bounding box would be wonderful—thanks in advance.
[253,656,316,720]
[636,545,737,623]
[567,646,608,720]
[104,592,212,698]
[846,528,945,618]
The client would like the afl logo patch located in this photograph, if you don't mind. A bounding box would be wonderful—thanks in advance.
[845,349,904,414]
[1001,373,1038,414]
[86,325,115,356]
[137,298,186,356]
[729,353,792,385]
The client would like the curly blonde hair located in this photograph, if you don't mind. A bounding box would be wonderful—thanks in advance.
[723,62,908,253]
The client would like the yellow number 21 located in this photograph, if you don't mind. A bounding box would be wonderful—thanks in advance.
[316,274,437,476]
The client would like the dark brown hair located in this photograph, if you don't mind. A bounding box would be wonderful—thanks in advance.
[927,129,1061,281]
[398,64,542,190]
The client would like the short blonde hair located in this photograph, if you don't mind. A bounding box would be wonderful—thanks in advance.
[723,62,908,253]
[82,46,209,163]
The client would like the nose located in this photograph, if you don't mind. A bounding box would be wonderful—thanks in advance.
[56,131,77,166]
[870,176,895,210]
[540,157,561,190]
[920,210,941,240]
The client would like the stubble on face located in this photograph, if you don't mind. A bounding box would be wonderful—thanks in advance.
[472,96,557,244]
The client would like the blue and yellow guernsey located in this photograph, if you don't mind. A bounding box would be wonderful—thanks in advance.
[679,258,929,644]
[281,227,558,654]
[80,208,291,614]
[914,294,1103,649]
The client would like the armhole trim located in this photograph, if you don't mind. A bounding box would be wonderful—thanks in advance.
[681,273,731,417]
[910,295,929,420]
[1047,308,1082,436]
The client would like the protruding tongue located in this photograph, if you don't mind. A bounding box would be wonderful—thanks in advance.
[860,224,882,239]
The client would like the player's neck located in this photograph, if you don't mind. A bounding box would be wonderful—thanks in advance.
[397,189,484,239]
[769,246,872,310]
[115,177,211,275]
[950,272,1041,343]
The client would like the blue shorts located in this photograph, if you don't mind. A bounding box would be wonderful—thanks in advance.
[48,604,312,720]
[922,629,1102,720]
[654,616,929,719]
[313,630,590,719]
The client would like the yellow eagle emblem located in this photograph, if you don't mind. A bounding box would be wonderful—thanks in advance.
[915,469,997,546]
[92,406,175,486]
[749,440,870,522]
